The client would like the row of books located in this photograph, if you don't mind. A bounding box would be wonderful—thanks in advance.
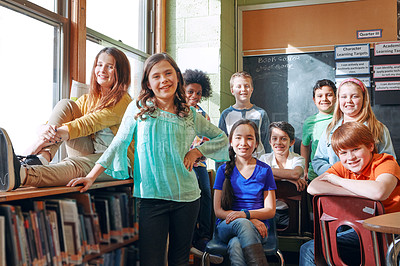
[0,186,138,266]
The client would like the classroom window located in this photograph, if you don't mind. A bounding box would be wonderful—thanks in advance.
[0,2,67,155]
[85,0,151,98]
[86,0,147,52]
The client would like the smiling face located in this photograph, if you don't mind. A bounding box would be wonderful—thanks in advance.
[231,124,258,160]
[269,127,294,157]
[339,83,364,121]
[185,83,202,107]
[147,60,178,105]
[337,144,374,174]
[95,52,116,90]
[314,86,336,114]
[230,76,254,104]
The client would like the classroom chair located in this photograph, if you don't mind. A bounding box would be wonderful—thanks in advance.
[201,217,284,266]
[313,195,388,266]
[275,180,311,236]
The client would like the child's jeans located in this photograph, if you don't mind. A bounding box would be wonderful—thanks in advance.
[214,218,267,266]
[299,228,361,266]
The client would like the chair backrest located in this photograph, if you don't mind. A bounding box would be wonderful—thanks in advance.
[313,195,387,266]
[275,180,311,235]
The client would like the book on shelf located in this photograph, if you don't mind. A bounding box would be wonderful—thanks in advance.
[47,209,62,265]
[58,198,83,265]
[45,199,69,264]
[93,194,123,243]
[14,205,31,265]
[0,204,20,266]
[68,192,101,254]
[92,197,111,244]
[0,181,136,265]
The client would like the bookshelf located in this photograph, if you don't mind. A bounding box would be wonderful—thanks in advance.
[0,179,133,202]
[0,179,138,265]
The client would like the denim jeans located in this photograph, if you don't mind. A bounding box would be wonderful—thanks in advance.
[215,218,267,266]
[139,198,200,266]
[299,228,361,266]
[193,166,212,241]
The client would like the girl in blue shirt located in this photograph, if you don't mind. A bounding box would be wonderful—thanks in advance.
[68,53,229,265]
[213,119,276,265]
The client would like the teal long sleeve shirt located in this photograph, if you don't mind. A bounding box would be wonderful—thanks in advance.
[97,101,229,202]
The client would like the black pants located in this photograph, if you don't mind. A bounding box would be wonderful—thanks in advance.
[138,198,200,266]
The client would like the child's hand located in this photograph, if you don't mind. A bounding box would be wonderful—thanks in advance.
[320,173,342,186]
[289,178,308,192]
[225,210,246,224]
[183,148,203,171]
[250,219,268,238]
[67,176,96,193]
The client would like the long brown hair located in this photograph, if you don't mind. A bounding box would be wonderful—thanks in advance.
[88,47,131,112]
[221,119,260,210]
[326,78,384,144]
[135,53,189,120]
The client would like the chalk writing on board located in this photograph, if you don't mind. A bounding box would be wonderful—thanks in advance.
[256,55,301,72]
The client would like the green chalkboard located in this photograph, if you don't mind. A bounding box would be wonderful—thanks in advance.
[243,51,335,140]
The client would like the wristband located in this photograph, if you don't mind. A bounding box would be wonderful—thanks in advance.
[241,209,250,219]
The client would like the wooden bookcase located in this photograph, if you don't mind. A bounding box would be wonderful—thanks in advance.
[0,179,138,264]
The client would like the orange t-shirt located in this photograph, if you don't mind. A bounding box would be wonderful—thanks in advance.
[326,153,400,213]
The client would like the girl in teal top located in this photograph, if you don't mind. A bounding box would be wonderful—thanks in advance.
[67,53,229,265]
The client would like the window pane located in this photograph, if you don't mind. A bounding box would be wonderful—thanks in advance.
[86,41,145,99]
[86,0,143,50]
[28,0,56,12]
[0,6,57,154]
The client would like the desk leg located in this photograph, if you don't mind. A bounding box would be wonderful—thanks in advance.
[386,235,400,266]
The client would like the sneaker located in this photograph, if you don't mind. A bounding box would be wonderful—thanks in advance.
[17,154,42,165]
[0,128,21,192]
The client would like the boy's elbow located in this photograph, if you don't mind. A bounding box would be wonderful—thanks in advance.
[307,183,318,195]
[372,190,390,201]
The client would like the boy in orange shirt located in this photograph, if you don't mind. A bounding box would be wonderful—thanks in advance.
[299,122,400,266]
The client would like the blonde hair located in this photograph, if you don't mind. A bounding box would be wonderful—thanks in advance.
[229,71,254,89]
[326,78,384,144]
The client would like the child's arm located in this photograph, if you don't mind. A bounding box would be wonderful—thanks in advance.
[247,190,276,220]
[193,109,229,162]
[67,164,106,192]
[272,166,304,180]
[260,110,271,153]
[300,143,310,179]
[218,110,228,135]
[312,133,332,175]
[307,173,359,196]
[213,189,234,220]
[272,166,307,192]
[318,173,398,201]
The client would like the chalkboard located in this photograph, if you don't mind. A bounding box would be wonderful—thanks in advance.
[244,51,335,140]
[243,51,400,162]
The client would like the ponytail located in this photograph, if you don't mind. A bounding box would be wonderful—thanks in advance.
[221,146,236,210]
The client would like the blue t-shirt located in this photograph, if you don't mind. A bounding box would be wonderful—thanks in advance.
[214,159,276,226]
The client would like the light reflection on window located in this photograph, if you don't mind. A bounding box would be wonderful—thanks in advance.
[0,6,56,154]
